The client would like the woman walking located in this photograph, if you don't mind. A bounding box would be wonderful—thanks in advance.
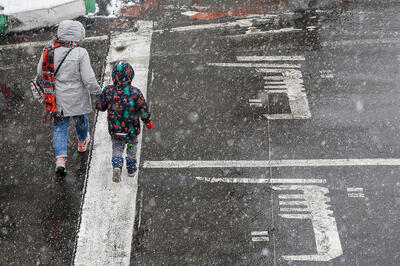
[37,20,101,177]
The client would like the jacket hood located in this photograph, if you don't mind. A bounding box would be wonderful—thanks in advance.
[112,61,135,86]
[57,20,85,42]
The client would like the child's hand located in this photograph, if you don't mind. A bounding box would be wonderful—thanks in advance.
[146,121,154,130]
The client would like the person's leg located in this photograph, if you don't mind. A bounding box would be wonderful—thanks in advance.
[73,114,90,152]
[53,116,70,176]
[111,137,125,182]
[53,116,70,158]
[126,136,138,176]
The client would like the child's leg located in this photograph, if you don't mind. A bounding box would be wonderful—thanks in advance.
[126,136,138,175]
[111,137,125,169]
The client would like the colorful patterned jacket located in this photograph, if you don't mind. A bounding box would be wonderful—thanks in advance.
[96,62,151,142]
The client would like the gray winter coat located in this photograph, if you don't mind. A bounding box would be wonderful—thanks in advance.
[37,20,101,117]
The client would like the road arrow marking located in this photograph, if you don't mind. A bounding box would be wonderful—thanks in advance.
[196,177,343,262]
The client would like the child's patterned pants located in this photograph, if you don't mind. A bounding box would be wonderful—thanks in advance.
[111,136,138,169]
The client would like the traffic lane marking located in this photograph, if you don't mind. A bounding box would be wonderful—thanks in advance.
[133,169,274,265]
[143,158,400,168]
[73,21,153,265]
[196,176,343,262]
[0,35,109,50]
[272,167,400,265]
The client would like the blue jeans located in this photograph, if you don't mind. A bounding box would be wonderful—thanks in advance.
[53,115,89,158]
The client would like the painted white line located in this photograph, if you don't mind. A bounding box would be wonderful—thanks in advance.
[74,21,153,265]
[276,185,343,261]
[143,158,400,168]
[207,62,301,69]
[280,213,310,219]
[264,76,284,81]
[257,68,293,73]
[0,35,109,50]
[197,174,342,261]
[252,236,270,242]
[265,90,287,93]
[228,27,302,38]
[251,231,269,236]
[280,207,310,212]
[165,16,272,32]
[279,201,307,206]
[348,193,365,198]
[347,188,365,198]
[249,99,263,107]
[347,188,363,192]
[249,99,262,103]
[194,177,326,184]
[238,56,305,61]
[278,194,304,199]
[322,38,400,47]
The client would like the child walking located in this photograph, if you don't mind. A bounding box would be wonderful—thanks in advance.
[96,61,153,182]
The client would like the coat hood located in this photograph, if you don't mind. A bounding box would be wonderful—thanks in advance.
[112,61,135,87]
[57,20,85,42]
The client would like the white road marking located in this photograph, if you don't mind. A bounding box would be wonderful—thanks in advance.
[280,207,310,212]
[227,27,303,38]
[237,56,305,61]
[320,70,334,79]
[207,62,301,69]
[275,185,342,261]
[165,16,273,32]
[251,231,269,236]
[197,177,343,262]
[259,68,310,119]
[278,194,304,199]
[264,76,284,81]
[0,35,109,50]
[307,26,318,31]
[348,193,365,198]
[279,201,307,206]
[144,158,400,168]
[347,188,363,192]
[208,55,310,120]
[74,21,153,265]
[347,188,365,198]
[265,89,287,93]
[251,231,269,242]
[249,99,263,107]
[322,38,400,47]
[194,177,326,184]
[252,236,270,242]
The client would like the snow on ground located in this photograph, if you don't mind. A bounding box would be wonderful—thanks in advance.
[0,0,81,14]
[107,0,141,17]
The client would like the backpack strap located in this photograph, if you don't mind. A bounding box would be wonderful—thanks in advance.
[54,48,73,77]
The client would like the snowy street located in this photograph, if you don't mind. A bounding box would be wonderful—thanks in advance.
[1,0,400,265]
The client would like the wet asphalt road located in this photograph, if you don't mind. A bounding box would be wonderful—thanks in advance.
[1,0,400,265]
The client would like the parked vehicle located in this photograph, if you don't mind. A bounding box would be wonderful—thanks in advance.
[0,0,95,34]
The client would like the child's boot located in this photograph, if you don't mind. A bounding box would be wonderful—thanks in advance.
[112,156,123,182]
[126,158,137,177]
[55,157,67,178]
